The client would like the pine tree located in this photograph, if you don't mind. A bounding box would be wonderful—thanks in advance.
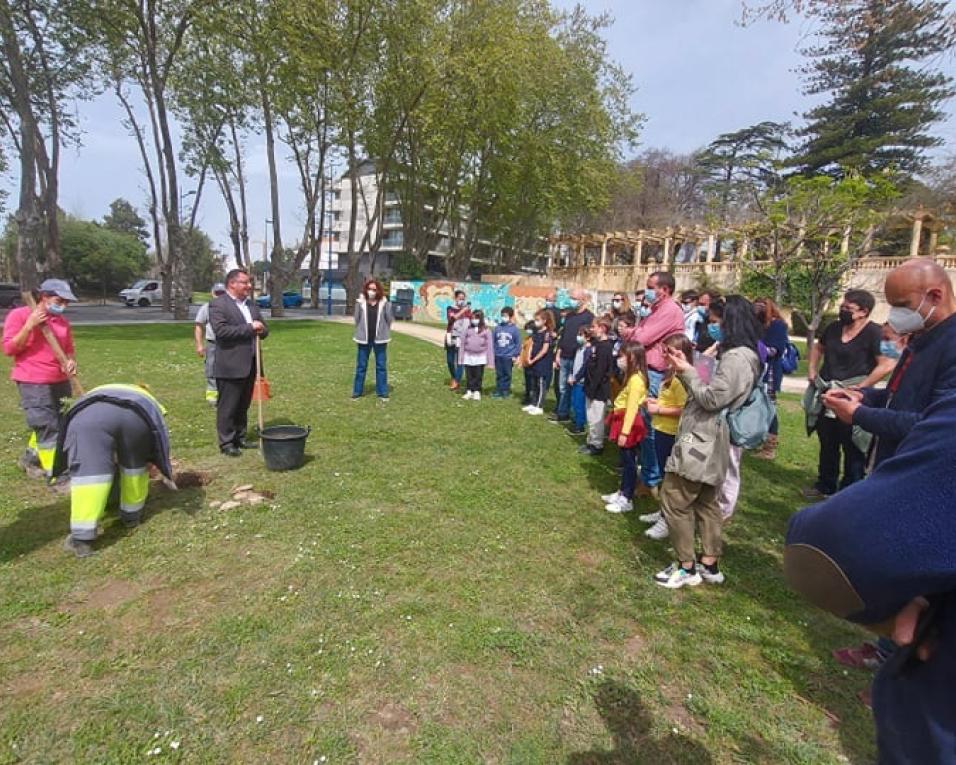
[793,0,955,179]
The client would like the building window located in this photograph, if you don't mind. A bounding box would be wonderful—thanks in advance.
[384,208,402,224]
[382,230,404,248]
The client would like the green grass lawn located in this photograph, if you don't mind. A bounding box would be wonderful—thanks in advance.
[0,322,875,763]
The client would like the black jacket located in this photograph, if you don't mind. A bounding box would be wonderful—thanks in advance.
[209,294,269,379]
[557,309,594,358]
[584,338,613,400]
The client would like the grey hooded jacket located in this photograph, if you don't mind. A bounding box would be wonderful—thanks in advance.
[353,296,394,344]
[666,346,761,486]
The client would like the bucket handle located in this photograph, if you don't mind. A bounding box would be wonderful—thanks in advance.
[255,425,311,437]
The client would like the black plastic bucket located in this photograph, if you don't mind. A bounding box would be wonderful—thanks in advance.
[259,426,310,471]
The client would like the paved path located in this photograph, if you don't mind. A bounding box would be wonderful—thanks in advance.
[382,320,810,395]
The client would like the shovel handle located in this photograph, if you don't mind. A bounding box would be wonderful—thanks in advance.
[255,334,264,441]
[21,291,84,397]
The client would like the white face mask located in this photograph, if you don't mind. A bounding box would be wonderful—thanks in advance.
[366,290,377,300]
[470,318,480,327]
[887,294,936,335]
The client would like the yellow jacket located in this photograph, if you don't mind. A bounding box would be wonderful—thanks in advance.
[613,373,648,437]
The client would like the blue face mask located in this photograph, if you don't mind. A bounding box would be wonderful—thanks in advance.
[707,323,722,342]
[47,302,66,315]
[500,315,509,324]
[639,306,651,319]
[576,335,585,346]
[697,306,707,319]
[545,299,555,308]
[644,288,657,304]
[880,340,901,359]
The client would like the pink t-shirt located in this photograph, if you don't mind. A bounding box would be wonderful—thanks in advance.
[625,298,685,371]
[2,306,75,384]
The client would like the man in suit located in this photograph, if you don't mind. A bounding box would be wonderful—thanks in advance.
[209,268,268,457]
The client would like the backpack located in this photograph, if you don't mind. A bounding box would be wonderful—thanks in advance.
[725,366,776,449]
[780,342,800,375]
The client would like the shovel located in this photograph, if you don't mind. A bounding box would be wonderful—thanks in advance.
[21,291,84,397]
[252,334,270,445]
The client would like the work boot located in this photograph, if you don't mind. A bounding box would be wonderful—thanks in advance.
[47,475,71,496]
[63,534,94,559]
[17,451,46,480]
[753,434,778,460]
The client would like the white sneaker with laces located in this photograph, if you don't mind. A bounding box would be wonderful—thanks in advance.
[601,490,621,504]
[654,562,677,582]
[698,565,726,584]
[638,510,662,524]
[528,406,544,415]
[656,564,702,589]
[644,518,669,539]
[605,497,633,513]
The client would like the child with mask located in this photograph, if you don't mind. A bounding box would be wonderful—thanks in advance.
[492,306,521,399]
[582,318,613,456]
[565,325,592,435]
[603,342,650,513]
[517,320,537,405]
[458,310,494,400]
[523,310,556,415]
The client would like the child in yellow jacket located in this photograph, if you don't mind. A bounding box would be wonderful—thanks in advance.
[603,342,649,514]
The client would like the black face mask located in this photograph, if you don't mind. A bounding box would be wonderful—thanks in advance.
[838,309,855,326]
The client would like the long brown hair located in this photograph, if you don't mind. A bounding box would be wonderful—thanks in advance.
[362,278,385,301]
[619,341,649,390]
[534,308,555,333]
[662,333,694,384]
[753,296,782,329]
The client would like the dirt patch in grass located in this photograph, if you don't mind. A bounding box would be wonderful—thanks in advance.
[370,702,418,734]
[59,578,143,613]
[575,550,607,569]
[623,632,647,660]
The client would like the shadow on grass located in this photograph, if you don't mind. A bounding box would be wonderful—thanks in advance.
[567,680,714,765]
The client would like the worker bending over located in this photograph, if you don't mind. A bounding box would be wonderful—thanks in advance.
[53,384,173,558]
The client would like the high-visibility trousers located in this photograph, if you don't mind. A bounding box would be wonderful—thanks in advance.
[63,402,154,541]
[17,381,72,476]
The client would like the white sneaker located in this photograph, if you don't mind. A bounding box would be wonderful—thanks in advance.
[473,392,481,401]
[601,490,621,504]
[699,565,726,584]
[644,518,669,540]
[528,406,544,416]
[638,510,662,524]
[522,404,534,412]
[463,391,473,400]
[655,564,702,589]
[605,497,633,513]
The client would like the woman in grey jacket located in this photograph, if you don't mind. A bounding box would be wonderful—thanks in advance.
[351,278,394,400]
[654,296,763,590]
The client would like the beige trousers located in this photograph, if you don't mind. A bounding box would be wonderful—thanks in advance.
[660,472,723,564]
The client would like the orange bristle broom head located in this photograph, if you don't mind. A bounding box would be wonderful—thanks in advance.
[252,378,271,401]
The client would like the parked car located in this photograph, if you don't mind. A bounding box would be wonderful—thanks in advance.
[0,283,22,308]
[119,279,161,307]
[256,290,304,309]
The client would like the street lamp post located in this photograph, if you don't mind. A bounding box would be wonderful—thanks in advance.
[326,174,334,316]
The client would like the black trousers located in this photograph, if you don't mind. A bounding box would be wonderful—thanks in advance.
[464,364,485,392]
[815,415,866,495]
[216,372,256,449]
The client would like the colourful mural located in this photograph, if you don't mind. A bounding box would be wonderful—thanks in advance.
[389,280,596,326]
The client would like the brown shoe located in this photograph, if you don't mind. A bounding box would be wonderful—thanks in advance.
[753,434,778,460]
[635,483,660,499]
[449,379,460,391]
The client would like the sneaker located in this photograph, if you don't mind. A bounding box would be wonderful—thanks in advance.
[491,392,504,399]
[521,404,534,412]
[568,426,586,435]
[638,510,662,524]
[350,393,362,400]
[801,486,831,501]
[578,445,603,456]
[378,396,390,402]
[527,407,544,416]
[601,490,621,504]
[121,515,140,529]
[548,414,569,423]
[463,391,473,400]
[644,518,669,540]
[698,564,725,584]
[655,564,702,589]
[636,483,660,500]
[63,534,94,559]
[653,562,678,582]
[605,497,633,514]
[473,392,481,401]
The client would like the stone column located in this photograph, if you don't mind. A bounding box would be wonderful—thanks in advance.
[910,216,923,259]
[928,228,939,257]
[706,233,716,263]
[662,231,672,266]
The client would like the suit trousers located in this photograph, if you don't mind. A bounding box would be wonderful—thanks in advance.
[216,371,255,449]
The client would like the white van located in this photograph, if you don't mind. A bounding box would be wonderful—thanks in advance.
[119,279,161,307]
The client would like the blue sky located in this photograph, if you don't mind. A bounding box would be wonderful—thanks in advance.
[4,0,955,257]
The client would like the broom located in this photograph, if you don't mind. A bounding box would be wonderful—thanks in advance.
[251,334,271,446]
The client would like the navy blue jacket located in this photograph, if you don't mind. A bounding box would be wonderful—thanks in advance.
[762,319,789,394]
[785,394,956,763]
[853,312,956,467]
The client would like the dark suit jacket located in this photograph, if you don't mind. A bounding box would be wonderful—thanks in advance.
[209,294,269,379]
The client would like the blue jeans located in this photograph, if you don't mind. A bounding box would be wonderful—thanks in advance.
[639,369,665,487]
[445,346,462,382]
[495,357,514,395]
[571,383,586,430]
[555,356,575,418]
[353,343,388,397]
[654,430,676,474]
[620,446,639,500]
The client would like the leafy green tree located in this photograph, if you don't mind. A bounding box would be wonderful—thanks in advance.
[182,227,224,291]
[102,198,149,244]
[59,215,150,300]
[791,0,955,179]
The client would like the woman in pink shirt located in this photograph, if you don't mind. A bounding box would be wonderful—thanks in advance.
[2,279,78,480]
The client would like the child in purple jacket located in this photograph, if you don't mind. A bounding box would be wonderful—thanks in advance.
[458,310,495,401]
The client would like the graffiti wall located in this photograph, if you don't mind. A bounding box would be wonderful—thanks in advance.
[389,280,597,326]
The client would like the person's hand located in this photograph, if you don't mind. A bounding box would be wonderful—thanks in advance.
[62,358,77,376]
[808,370,817,383]
[553,359,560,370]
[891,597,935,661]
[665,346,691,373]
[195,346,206,357]
[646,400,659,415]
[568,376,575,385]
[251,320,265,334]
[25,305,48,330]
[617,434,629,447]
[822,389,862,424]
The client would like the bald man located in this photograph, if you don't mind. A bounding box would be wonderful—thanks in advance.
[824,258,956,468]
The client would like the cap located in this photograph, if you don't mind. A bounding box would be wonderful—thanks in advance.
[39,279,78,302]
[211,282,226,295]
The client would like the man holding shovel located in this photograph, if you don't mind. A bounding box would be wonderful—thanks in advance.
[2,279,79,484]
[209,268,268,457]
